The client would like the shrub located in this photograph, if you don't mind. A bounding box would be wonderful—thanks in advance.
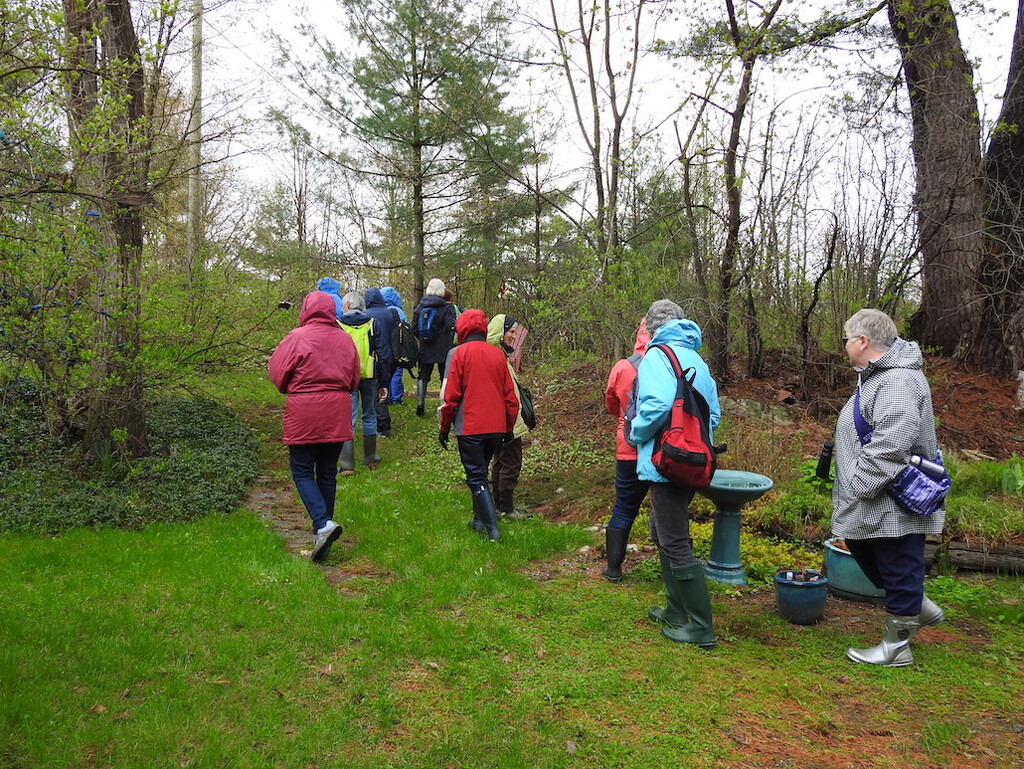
[0,393,258,534]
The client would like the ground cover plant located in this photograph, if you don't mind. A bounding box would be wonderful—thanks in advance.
[0,379,258,533]
[2,366,1024,767]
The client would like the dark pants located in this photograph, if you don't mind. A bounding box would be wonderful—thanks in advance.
[376,401,392,435]
[608,458,650,531]
[458,434,504,490]
[845,534,926,616]
[418,362,441,384]
[649,483,698,568]
[491,437,523,512]
[288,443,344,533]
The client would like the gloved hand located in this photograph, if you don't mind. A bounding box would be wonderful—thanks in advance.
[438,431,450,450]
[500,432,514,449]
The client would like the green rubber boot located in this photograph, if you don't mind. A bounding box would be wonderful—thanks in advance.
[661,562,716,649]
[648,550,687,627]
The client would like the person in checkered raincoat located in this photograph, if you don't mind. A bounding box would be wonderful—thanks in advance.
[833,308,947,667]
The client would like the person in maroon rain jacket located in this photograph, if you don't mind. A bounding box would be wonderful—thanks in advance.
[269,291,361,562]
[438,309,519,541]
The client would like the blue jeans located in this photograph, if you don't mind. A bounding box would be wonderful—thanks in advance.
[457,434,504,490]
[351,378,379,435]
[608,458,650,531]
[389,368,405,403]
[288,443,344,533]
[845,534,926,616]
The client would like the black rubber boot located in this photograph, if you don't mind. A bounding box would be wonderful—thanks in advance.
[363,434,381,468]
[338,441,355,476]
[602,527,629,583]
[416,380,427,417]
[468,494,486,534]
[648,550,687,627]
[471,485,500,541]
[661,562,716,648]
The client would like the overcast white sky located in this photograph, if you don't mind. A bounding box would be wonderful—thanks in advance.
[189,0,1021,190]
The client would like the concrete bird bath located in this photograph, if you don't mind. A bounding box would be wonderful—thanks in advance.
[699,469,774,585]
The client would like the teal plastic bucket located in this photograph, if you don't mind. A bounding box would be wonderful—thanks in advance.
[774,569,828,625]
[823,537,886,601]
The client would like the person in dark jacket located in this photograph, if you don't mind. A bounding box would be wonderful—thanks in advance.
[631,299,720,649]
[439,309,519,541]
[268,291,360,562]
[412,277,457,416]
[365,287,397,437]
[339,292,388,472]
[833,308,946,667]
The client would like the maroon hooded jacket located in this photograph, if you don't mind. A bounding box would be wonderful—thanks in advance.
[439,309,519,437]
[268,291,361,445]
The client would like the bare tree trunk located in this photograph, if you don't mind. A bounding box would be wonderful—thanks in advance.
[977,0,1024,375]
[887,0,985,354]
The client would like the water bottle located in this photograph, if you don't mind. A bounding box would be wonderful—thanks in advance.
[815,441,834,479]
[910,454,946,479]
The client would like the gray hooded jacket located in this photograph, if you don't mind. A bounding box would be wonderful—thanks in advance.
[831,338,946,539]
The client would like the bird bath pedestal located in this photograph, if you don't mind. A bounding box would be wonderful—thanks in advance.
[699,470,774,585]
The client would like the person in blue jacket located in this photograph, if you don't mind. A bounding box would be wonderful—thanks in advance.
[316,277,344,318]
[365,287,397,437]
[381,287,408,406]
[630,299,721,649]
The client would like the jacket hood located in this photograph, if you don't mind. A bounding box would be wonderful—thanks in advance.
[317,277,341,295]
[487,313,508,346]
[365,287,387,308]
[339,310,372,327]
[381,286,403,308]
[300,291,339,326]
[859,337,923,376]
[632,317,651,354]
[456,309,488,342]
[647,318,702,351]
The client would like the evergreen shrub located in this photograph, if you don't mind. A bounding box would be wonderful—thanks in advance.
[0,386,257,534]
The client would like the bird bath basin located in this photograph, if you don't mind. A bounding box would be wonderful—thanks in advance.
[698,469,774,585]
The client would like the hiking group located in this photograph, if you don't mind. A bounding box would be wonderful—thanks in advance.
[268,278,533,558]
[271,288,945,664]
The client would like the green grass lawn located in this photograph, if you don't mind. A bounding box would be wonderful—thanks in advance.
[3,370,1024,767]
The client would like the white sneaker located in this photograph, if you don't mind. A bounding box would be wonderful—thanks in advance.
[311,520,343,563]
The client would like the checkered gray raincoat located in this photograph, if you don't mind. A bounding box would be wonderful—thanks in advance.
[831,338,946,540]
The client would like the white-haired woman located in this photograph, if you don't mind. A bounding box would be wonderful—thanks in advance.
[411,278,458,416]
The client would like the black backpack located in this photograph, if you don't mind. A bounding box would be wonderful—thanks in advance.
[390,308,420,370]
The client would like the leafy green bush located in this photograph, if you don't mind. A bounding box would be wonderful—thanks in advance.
[623,520,822,586]
[0,393,258,534]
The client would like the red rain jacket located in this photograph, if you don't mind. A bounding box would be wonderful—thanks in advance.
[439,309,519,436]
[268,291,361,445]
[604,319,651,460]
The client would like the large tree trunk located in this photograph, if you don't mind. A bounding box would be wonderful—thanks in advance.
[887,0,985,354]
[64,0,149,457]
[976,1,1024,375]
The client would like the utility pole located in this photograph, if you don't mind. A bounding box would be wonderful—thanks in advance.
[186,0,203,276]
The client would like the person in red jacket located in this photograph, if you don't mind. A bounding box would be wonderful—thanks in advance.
[602,317,651,581]
[438,309,519,541]
[269,291,361,562]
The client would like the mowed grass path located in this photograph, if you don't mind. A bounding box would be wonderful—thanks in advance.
[3,374,1023,767]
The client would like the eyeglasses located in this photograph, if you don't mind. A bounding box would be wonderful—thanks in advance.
[843,334,863,346]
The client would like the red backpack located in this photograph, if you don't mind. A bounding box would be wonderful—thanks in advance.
[649,343,719,489]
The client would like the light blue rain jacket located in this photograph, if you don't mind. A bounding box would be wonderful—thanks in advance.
[629,318,720,483]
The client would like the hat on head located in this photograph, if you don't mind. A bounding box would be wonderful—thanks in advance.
[503,316,518,333]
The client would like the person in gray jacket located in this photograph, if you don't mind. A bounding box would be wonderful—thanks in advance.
[833,308,946,667]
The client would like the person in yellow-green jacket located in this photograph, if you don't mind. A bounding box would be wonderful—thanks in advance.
[487,314,532,520]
